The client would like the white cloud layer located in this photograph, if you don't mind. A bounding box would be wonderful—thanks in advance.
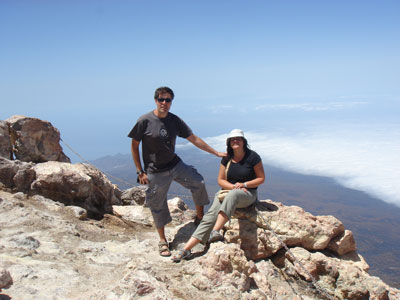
[256,101,367,111]
[200,124,400,206]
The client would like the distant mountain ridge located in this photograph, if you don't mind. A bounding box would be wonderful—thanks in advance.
[91,149,400,288]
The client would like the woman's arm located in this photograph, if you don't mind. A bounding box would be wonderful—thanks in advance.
[245,161,265,188]
[217,164,235,190]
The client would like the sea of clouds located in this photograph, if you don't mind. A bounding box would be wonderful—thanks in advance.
[202,123,400,207]
[174,98,400,206]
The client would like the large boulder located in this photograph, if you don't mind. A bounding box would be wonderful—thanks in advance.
[0,121,12,159]
[224,200,345,260]
[6,115,70,163]
[0,157,122,219]
[30,161,122,218]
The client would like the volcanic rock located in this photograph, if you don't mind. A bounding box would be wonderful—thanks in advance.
[121,185,146,205]
[224,200,345,260]
[6,115,70,163]
[1,188,400,299]
[31,161,122,218]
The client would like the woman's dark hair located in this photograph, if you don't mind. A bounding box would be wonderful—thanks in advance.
[226,137,250,158]
[154,86,174,100]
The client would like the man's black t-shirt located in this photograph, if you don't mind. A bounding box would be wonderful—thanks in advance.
[128,111,193,173]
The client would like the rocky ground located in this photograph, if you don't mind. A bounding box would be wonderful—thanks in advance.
[1,189,400,300]
[0,190,170,299]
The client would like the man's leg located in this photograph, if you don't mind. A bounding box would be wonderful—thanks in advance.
[195,205,204,220]
[156,226,168,241]
[172,161,210,220]
[146,171,173,255]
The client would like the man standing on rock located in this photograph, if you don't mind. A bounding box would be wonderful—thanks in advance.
[128,86,226,257]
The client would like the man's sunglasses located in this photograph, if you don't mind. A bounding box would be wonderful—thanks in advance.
[157,98,172,103]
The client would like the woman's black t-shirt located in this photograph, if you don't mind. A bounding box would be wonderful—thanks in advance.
[221,149,262,190]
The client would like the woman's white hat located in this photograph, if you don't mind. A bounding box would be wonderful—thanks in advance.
[227,129,245,139]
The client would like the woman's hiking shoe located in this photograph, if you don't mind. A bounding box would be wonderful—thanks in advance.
[171,249,191,263]
[208,230,224,243]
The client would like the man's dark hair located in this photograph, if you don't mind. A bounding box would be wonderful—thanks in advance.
[226,138,250,158]
[154,86,174,100]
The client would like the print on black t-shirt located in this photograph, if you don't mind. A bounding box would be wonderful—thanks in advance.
[159,127,169,139]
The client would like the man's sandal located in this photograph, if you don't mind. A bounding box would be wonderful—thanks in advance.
[171,249,191,263]
[158,241,171,257]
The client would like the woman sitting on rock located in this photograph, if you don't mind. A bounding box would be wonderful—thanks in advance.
[172,129,265,262]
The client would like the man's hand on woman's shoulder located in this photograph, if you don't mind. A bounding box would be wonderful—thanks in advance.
[216,151,228,157]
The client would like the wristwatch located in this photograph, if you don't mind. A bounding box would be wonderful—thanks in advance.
[136,169,145,175]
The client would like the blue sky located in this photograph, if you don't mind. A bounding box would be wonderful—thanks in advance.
[1,1,400,204]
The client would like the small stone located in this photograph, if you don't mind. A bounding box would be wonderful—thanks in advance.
[13,192,27,200]
[0,268,13,290]
[66,206,88,220]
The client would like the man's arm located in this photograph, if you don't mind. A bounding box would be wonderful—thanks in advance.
[131,139,148,184]
[186,134,227,157]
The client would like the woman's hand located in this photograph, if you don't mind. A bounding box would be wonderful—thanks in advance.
[233,182,248,191]
[233,182,242,189]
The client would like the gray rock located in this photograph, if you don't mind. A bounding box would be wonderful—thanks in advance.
[121,186,146,205]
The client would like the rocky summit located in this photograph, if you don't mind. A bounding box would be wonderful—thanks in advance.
[1,116,400,300]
